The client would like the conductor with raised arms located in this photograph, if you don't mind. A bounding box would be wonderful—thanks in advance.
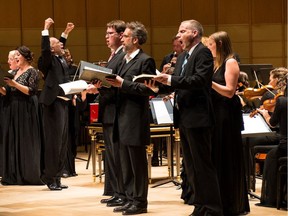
[38,18,74,191]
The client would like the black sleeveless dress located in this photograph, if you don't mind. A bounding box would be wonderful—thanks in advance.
[211,60,250,215]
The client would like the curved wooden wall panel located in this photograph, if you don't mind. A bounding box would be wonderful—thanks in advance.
[0,0,286,71]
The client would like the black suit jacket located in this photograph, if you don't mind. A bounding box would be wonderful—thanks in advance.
[116,50,156,146]
[159,52,174,71]
[38,36,69,106]
[160,43,215,129]
[98,49,125,124]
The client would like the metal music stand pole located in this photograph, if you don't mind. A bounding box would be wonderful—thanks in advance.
[151,124,180,188]
[245,137,261,199]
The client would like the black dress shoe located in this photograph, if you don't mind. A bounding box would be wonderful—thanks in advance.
[47,183,62,191]
[100,196,117,204]
[107,197,126,207]
[122,204,147,215]
[58,184,68,189]
[113,202,131,212]
[56,178,68,189]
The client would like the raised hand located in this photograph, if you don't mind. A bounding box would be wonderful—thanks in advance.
[44,17,54,30]
[64,22,75,35]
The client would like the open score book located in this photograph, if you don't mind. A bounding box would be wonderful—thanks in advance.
[78,60,115,88]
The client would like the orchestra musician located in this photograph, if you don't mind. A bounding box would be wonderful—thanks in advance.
[255,74,287,208]
[159,36,184,74]
[236,71,259,113]
[246,68,288,177]
[244,67,288,111]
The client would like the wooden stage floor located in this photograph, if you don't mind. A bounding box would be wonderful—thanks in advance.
[0,151,287,216]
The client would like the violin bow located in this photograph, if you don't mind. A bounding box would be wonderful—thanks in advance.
[258,82,276,96]
[253,70,261,88]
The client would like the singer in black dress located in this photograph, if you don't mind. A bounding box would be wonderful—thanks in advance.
[1,46,43,185]
[208,31,250,215]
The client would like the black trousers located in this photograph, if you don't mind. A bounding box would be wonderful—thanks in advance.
[41,99,68,184]
[102,123,125,197]
[120,144,148,207]
[179,125,223,216]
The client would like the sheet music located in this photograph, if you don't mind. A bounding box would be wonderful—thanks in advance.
[150,99,173,124]
[242,113,273,137]
[59,80,88,95]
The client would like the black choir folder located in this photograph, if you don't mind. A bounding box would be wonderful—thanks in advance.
[150,98,173,125]
[78,60,116,88]
[0,68,15,87]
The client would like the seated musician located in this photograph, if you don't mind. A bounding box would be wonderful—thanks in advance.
[255,74,287,208]
[246,67,287,177]
[236,71,257,113]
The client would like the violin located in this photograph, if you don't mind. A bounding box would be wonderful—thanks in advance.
[262,92,284,112]
[249,92,284,117]
[243,85,274,100]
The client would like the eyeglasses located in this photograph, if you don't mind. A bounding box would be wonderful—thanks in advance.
[105,32,117,37]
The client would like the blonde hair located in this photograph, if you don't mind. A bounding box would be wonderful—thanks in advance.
[209,31,234,70]
[270,67,288,92]
[201,36,209,47]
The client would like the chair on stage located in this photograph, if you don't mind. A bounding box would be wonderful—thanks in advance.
[252,145,277,191]
[277,156,287,210]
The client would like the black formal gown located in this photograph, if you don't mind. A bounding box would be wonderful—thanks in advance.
[1,68,43,185]
[211,60,250,215]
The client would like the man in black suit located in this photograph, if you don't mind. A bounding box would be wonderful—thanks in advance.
[38,17,74,191]
[97,20,127,206]
[106,21,156,215]
[159,36,183,72]
[150,20,223,216]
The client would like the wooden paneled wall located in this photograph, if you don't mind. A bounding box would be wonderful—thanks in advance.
[0,0,287,72]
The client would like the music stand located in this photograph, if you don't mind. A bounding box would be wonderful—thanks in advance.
[149,98,180,188]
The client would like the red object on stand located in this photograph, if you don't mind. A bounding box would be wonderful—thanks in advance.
[90,103,99,123]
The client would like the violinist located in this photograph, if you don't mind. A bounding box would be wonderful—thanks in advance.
[256,76,287,208]
[236,71,258,113]
[246,67,287,116]
[260,67,287,107]
[247,67,287,178]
